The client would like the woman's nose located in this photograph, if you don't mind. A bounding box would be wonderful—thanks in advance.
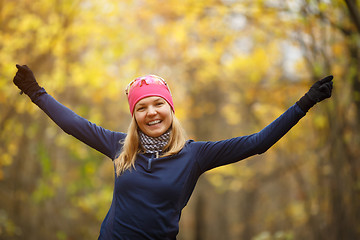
[147,106,157,116]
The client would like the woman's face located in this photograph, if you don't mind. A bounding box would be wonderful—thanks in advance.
[134,96,173,137]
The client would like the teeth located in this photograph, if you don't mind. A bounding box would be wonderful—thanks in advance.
[148,120,161,125]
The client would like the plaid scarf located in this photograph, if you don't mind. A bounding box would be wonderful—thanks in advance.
[138,130,171,154]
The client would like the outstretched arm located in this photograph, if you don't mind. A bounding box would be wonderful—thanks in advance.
[256,75,334,154]
[13,64,124,160]
[195,76,334,172]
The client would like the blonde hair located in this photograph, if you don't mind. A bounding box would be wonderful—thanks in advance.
[115,113,187,176]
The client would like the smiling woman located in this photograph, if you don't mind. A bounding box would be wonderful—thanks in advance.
[134,96,173,137]
[12,64,333,239]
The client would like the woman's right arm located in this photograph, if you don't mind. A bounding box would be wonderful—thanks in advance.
[34,92,125,159]
[13,64,125,160]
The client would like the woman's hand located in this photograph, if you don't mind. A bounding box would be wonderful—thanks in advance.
[306,75,333,102]
[297,75,334,112]
[13,64,41,96]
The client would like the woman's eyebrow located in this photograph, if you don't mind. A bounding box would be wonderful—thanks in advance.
[154,97,165,102]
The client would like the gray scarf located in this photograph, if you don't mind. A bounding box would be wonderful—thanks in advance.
[138,130,171,155]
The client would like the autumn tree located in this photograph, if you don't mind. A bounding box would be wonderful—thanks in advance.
[1,0,359,239]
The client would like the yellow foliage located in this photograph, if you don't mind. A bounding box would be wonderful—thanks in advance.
[222,103,242,126]
[0,0,358,238]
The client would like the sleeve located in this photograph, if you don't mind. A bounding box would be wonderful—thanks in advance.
[194,103,306,172]
[31,89,126,160]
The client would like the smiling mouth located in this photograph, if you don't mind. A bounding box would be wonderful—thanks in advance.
[147,120,162,126]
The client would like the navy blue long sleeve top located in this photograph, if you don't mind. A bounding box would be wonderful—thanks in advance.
[32,89,306,240]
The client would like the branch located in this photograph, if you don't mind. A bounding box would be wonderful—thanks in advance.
[344,0,360,33]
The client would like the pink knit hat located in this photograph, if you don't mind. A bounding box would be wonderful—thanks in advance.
[126,75,174,115]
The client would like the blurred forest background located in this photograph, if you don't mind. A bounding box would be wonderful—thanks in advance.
[0,0,359,239]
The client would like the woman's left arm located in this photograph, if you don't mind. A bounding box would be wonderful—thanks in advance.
[195,76,334,172]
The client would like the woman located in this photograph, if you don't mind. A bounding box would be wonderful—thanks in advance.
[13,64,333,239]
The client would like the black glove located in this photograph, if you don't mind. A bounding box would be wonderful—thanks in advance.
[13,64,42,96]
[296,75,334,112]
